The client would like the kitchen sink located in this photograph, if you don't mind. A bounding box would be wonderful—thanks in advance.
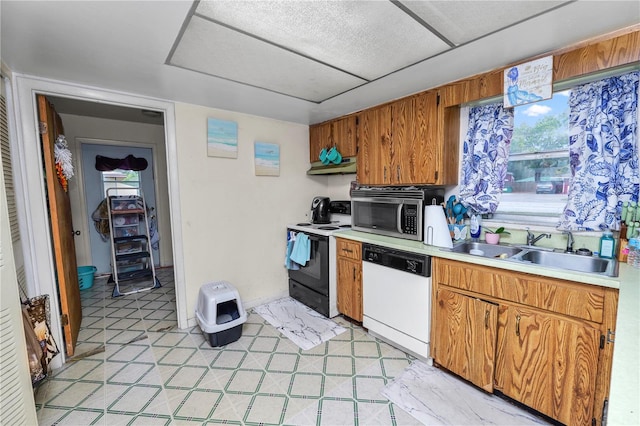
[510,250,617,276]
[446,241,618,277]
[448,242,523,259]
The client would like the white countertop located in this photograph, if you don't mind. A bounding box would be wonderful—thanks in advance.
[337,230,639,424]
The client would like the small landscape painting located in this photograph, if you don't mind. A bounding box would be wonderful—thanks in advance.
[254,142,280,176]
[207,117,238,158]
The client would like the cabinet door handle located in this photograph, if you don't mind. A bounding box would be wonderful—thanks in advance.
[485,310,490,329]
[342,248,353,253]
[353,267,356,281]
[515,314,521,337]
[396,165,400,181]
[384,167,387,182]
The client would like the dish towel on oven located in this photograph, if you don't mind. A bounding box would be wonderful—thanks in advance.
[284,231,300,270]
[290,233,310,266]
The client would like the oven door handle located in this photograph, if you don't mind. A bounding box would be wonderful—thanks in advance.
[302,232,322,242]
[397,204,403,234]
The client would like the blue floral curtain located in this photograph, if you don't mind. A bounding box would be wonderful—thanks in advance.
[459,104,514,214]
[558,71,639,231]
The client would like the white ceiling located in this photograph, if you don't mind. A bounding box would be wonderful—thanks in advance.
[1,1,639,125]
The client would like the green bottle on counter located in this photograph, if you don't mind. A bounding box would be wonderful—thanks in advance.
[599,231,615,259]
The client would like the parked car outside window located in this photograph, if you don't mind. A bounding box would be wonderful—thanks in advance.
[535,179,564,194]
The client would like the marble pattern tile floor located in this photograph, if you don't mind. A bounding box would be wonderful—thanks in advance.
[35,268,548,425]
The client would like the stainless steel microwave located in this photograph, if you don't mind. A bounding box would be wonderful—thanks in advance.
[351,187,444,241]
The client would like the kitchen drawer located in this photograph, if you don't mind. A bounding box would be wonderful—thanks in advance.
[336,238,361,260]
[434,258,605,323]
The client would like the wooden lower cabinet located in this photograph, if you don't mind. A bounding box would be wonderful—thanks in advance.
[431,258,618,426]
[336,238,362,322]
[434,288,498,392]
[494,304,600,425]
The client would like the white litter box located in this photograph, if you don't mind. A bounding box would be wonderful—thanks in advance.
[195,281,247,347]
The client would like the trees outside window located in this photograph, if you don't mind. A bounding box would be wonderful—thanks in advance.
[505,92,570,195]
[495,93,571,221]
[102,169,141,197]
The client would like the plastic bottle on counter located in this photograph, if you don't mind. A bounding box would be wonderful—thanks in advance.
[627,238,639,269]
[470,214,481,240]
[599,231,615,259]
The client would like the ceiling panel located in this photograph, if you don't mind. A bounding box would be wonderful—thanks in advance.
[400,0,569,46]
[169,15,368,102]
[195,0,450,81]
[2,1,638,124]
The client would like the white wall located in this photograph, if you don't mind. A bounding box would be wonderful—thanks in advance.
[59,114,173,268]
[174,102,328,321]
[327,174,355,201]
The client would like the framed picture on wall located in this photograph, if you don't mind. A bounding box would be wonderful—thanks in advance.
[504,56,553,108]
[254,142,280,176]
[207,117,238,158]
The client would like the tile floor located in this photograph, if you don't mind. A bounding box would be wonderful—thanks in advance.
[34,268,543,425]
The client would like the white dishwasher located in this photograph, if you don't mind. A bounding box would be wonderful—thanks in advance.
[361,243,432,360]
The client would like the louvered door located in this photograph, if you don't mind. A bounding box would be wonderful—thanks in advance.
[0,89,38,425]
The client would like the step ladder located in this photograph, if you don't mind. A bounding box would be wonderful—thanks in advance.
[106,188,161,297]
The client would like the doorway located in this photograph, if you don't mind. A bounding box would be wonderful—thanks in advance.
[40,97,174,359]
[82,143,159,274]
[11,75,187,373]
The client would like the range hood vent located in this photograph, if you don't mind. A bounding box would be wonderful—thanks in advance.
[307,156,357,175]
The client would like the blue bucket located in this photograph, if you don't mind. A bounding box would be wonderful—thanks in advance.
[78,266,97,290]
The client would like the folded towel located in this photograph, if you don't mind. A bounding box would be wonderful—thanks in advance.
[284,233,299,270]
[290,233,311,266]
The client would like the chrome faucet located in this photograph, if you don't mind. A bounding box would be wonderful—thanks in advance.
[526,229,551,246]
[563,231,574,253]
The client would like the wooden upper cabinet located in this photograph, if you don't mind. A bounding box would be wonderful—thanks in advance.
[392,91,442,185]
[309,116,357,163]
[309,121,332,163]
[389,96,415,184]
[358,90,458,186]
[357,104,392,184]
[332,116,357,158]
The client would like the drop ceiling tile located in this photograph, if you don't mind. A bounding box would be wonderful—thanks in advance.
[195,0,450,81]
[401,0,569,46]
[169,15,367,102]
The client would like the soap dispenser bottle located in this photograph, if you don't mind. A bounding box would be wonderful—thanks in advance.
[599,231,615,259]
[470,213,482,240]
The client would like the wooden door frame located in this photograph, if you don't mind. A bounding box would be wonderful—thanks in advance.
[10,75,187,369]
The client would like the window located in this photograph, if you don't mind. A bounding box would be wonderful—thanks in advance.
[102,169,140,197]
[496,92,571,221]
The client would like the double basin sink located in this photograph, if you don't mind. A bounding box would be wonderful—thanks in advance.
[446,241,618,277]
